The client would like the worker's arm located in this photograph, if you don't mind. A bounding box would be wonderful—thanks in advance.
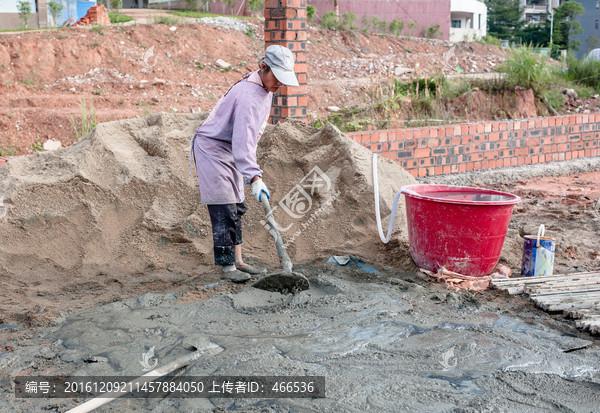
[231,93,264,185]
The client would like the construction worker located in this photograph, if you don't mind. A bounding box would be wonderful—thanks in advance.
[191,45,299,283]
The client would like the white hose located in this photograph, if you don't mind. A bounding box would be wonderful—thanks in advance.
[373,154,418,244]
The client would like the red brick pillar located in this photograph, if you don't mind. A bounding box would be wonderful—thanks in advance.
[265,0,308,124]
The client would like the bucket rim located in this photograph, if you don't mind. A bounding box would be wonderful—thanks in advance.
[401,184,521,206]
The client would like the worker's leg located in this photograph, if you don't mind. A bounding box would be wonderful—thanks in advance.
[233,203,266,275]
[207,203,239,269]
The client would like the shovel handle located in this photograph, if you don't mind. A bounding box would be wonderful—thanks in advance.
[260,196,293,273]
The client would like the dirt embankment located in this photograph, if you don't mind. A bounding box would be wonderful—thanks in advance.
[0,20,510,156]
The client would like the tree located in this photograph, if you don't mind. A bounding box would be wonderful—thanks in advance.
[518,21,550,47]
[332,0,339,16]
[486,0,525,42]
[48,1,64,27]
[17,0,32,29]
[553,1,585,52]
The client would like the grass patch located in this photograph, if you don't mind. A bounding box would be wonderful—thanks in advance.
[153,15,185,25]
[498,46,553,95]
[168,10,253,19]
[0,26,67,33]
[0,144,16,156]
[71,98,97,140]
[109,12,133,24]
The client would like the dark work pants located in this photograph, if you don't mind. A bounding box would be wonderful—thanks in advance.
[207,203,247,266]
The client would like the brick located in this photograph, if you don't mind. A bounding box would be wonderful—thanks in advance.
[414,148,430,158]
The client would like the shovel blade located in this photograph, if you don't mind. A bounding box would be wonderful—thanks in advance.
[252,272,309,294]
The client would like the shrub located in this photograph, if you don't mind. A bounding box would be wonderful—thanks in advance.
[339,12,357,31]
[389,19,403,36]
[564,55,600,90]
[371,17,387,33]
[480,34,502,47]
[498,45,553,95]
[407,21,417,38]
[423,24,441,39]
[321,11,339,30]
[307,5,316,22]
[361,15,372,33]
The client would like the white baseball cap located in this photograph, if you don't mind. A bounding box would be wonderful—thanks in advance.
[262,45,299,87]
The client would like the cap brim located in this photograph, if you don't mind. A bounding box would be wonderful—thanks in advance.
[271,67,299,86]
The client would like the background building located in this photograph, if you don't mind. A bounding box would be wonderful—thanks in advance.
[450,0,487,41]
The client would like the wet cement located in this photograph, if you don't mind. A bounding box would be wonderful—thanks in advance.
[2,263,600,412]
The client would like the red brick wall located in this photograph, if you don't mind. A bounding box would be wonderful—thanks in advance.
[308,0,451,41]
[2,115,598,172]
[347,114,600,178]
[265,0,308,123]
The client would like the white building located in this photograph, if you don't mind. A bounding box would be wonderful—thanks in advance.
[450,0,487,42]
[521,0,562,24]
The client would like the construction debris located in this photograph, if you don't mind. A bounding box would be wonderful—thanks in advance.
[71,5,111,27]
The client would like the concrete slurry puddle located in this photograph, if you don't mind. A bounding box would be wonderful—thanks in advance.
[2,270,600,412]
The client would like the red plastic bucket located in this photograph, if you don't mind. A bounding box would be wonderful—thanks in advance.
[402,184,520,277]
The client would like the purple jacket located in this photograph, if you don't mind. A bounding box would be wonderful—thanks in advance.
[192,71,272,204]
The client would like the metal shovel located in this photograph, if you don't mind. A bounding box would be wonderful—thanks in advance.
[252,196,310,294]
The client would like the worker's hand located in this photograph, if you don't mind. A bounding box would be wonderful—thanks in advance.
[252,178,271,202]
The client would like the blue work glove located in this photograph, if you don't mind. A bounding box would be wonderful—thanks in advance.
[251,178,271,202]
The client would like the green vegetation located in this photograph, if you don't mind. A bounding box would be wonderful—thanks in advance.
[564,56,600,90]
[71,99,98,140]
[479,34,502,47]
[0,145,16,156]
[92,25,104,35]
[154,15,186,25]
[498,45,552,95]
[553,1,585,52]
[307,6,316,22]
[423,24,442,39]
[168,10,252,19]
[17,0,32,29]
[48,1,64,27]
[247,0,264,14]
[487,0,524,43]
[109,12,133,24]
[31,140,43,153]
[388,19,404,36]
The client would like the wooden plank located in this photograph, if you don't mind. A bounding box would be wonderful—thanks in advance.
[491,271,600,287]
[564,308,597,319]
[530,288,600,298]
[531,291,600,304]
[539,300,600,312]
[524,278,600,291]
[579,319,600,334]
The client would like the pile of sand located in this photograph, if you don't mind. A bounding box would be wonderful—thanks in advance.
[0,113,416,283]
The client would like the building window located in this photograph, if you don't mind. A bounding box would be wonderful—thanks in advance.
[478,14,481,29]
[596,19,599,30]
[451,20,461,28]
[597,0,599,9]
